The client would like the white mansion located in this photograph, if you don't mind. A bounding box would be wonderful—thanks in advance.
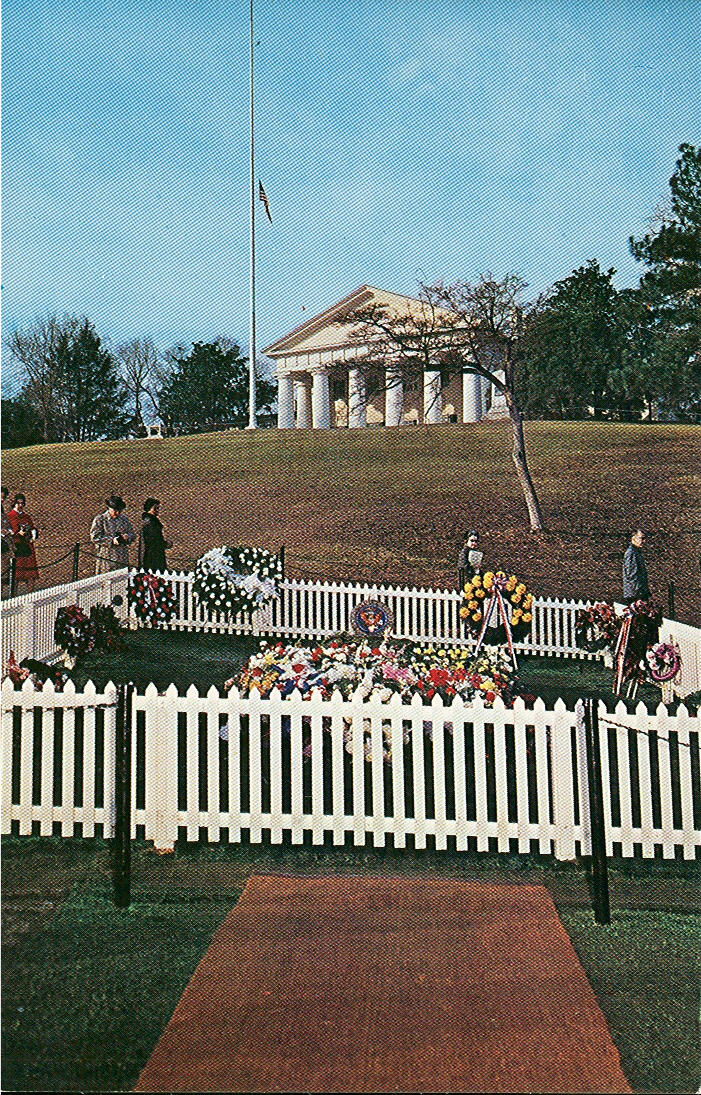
[263,285,505,429]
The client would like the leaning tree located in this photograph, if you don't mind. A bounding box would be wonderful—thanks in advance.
[342,276,546,531]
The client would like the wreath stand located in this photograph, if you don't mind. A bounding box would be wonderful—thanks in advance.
[473,579,519,672]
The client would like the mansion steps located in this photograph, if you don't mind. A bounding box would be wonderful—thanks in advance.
[263,286,506,429]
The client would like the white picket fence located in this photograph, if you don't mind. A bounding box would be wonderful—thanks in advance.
[2,678,699,861]
[3,568,700,696]
[1,570,130,666]
[159,570,594,659]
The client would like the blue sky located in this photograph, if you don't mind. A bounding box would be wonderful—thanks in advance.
[2,0,699,388]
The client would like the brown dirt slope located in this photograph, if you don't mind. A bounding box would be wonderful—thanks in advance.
[134,874,631,1094]
[3,421,699,623]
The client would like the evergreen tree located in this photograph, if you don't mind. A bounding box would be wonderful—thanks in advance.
[627,143,701,421]
[158,339,275,433]
[519,260,625,419]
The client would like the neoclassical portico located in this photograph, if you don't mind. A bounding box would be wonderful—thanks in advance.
[263,285,503,429]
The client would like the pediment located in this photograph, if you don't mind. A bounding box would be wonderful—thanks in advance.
[262,285,430,357]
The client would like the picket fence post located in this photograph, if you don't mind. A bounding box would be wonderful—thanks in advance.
[551,697,577,860]
[144,683,180,851]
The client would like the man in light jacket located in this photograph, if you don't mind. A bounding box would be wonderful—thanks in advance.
[90,495,136,574]
[623,529,650,604]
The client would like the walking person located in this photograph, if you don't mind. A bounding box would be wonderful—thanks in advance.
[1,487,16,594]
[141,498,172,573]
[7,493,39,592]
[90,495,136,575]
[623,529,651,605]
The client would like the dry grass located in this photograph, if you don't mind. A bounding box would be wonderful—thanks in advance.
[3,420,700,623]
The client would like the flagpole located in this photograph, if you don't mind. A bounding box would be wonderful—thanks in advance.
[248,0,257,429]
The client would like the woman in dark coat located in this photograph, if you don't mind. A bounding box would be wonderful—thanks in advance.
[141,498,172,572]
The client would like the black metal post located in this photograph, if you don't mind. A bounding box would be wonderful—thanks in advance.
[113,682,134,908]
[667,580,675,620]
[584,698,610,925]
[72,542,81,583]
[8,557,17,597]
[279,543,285,579]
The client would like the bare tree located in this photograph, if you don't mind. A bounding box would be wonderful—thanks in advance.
[341,277,546,530]
[115,337,162,432]
[5,315,79,441]
[339,291,460,420]
[423,274,546,531]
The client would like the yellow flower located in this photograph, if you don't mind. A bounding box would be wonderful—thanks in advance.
[512,609,522,622]
[496,570,506,581]
[472,611,482,622]
[468,599,479,610]
[516,583,526,594]
[506,579,517,593]
[459,606,469,619]
[511,592,521,605]
[475,587,486,599]
[522,612,532,623]
[483,571,494,584]
[463,583,472,595]
[523,595,533,610]
[472,574,482,587]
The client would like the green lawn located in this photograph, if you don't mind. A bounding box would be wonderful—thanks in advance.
[2,838,698,1093]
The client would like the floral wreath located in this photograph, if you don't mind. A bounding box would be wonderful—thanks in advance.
[193,545,282,619]
[574,602,620,653]
[130,571,178,625]
[645,641,681,684]
[54,602,125,662]
[460,570,534,643]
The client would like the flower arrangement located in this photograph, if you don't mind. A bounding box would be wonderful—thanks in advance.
[54,602,126,665]
[229,637,517,764]
[3,651,30,686]
[408,644,516,705]
[574,602,620,653]
[54,605,97,661]
[2,651,71,690]
[193,546,282,619]
[232,637,515,708]
[645,641,681,684]
[130,571,178,625]
[459,570,534,643]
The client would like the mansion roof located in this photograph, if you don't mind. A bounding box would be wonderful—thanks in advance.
[262,285,441,358]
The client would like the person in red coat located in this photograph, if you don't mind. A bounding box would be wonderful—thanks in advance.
[7,493,39,592]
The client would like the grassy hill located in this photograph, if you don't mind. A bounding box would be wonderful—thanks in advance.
[3,420,700,624]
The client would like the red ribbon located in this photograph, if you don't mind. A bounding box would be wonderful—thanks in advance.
[474,580,518,671]
[613,613,632,694]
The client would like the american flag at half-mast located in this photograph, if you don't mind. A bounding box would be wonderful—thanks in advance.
[258,180,272,222]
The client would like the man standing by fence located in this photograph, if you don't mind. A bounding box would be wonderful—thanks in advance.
[623,529,650,604]
[90,495,136,575]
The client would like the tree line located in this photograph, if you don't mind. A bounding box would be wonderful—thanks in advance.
[3,142,699,453]
[2,329,276,448]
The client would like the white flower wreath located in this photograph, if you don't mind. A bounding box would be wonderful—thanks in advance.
[192,545,282,619]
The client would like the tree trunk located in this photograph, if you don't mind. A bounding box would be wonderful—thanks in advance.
[505,391,546,531]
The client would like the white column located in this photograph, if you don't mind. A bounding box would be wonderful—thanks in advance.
[462,371,482,423]
[295,376,312,428]
[311,370,331,429]
[277,373,295,429]
[348,367,367,428]
[490,370,507,415]
[385,367,404,426]
[423,369,442,424]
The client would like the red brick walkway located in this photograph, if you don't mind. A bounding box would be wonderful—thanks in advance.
[135,875,631,1093]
